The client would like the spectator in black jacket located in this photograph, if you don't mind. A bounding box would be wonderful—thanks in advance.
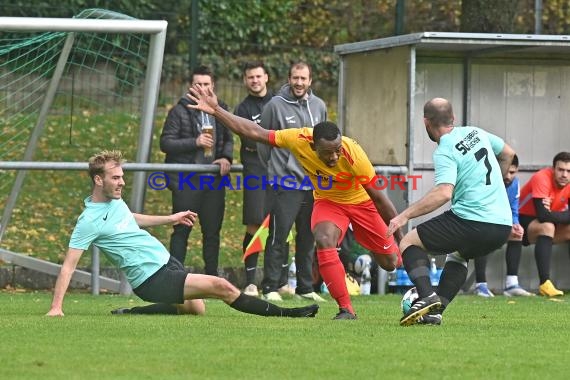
[160,65,234,275]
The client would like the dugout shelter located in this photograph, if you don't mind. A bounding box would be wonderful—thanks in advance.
[335,32,570,292]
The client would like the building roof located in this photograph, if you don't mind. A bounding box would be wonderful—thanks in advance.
[335,32,570,58]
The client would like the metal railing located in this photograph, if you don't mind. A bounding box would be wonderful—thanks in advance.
[0,161,408,295]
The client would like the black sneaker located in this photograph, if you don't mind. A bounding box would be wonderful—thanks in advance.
[288,304,319,318]
[111,307,132,315]
[400,293,441,326]
[417,313,442,326]
[332,308,357,320]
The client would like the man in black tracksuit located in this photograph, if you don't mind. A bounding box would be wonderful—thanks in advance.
[160,65,233,275]
[257,61,327,302]
[234,61,274,295]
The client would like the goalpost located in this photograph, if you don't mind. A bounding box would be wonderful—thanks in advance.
[0,9,167,294]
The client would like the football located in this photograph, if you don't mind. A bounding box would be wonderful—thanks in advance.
[354,254,372,274]
[401,287,419,314]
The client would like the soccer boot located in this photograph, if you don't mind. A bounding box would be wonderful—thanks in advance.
[262,291,283,301]
[400,293,442,327]
[296,292,327,302]
[538,280,564,297]
[332,308,357,320]
[503,285,534,297]
[111,308,132,315]
[243,284,259,297]
[417,313,442,326]
[474,283,494,297]
[287,304,319,318]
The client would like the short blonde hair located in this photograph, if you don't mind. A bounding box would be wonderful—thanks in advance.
[88,150,125,182]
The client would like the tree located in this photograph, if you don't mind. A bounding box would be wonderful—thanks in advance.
[460,0,523,33]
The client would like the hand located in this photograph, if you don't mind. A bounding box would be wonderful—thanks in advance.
[46,308,64,317]
[214,158,231,176]
[196,132,214,148]
[393,229,404,245]
[542,197,552,211]
[387,214,408,237]
[172,210,197,227]
[187,84,218,115]
[511,223,524,239]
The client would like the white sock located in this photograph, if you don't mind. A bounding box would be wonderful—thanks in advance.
[505,275,519,288]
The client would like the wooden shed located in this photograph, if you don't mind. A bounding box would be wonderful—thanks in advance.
[335,32,570,292]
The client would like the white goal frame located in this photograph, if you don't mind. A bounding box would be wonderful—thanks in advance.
[0,16,168,294]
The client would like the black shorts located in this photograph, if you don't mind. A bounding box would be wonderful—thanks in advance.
[416,210,511,260]
[519,214,535,246]
[242,155,267,226]
[133,256,188,304]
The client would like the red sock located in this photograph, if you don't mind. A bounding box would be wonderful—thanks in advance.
[317,248,354,314]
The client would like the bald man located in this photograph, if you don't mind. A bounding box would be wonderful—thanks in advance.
[387,98,515,326]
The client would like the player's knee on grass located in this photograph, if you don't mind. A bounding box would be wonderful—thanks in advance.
[211,277,241,303]
[183,274,240,304]
[177,299,206,315]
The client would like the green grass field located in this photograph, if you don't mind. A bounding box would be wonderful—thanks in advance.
[2,291,568,380]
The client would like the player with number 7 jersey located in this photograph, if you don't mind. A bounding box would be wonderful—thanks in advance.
[434,125,512,225]
[387,98,514,326]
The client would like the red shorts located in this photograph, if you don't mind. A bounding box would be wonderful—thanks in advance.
[311,198,398,255]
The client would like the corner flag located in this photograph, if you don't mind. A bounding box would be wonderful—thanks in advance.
[243,214,294,260]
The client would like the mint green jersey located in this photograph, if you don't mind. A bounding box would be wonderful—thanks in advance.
[433,126,511,226]
[69,197,169,288]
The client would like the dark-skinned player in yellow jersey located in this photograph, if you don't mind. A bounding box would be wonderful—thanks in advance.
[187,84,403,320]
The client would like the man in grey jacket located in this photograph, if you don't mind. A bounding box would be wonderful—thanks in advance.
[257,61,326,302]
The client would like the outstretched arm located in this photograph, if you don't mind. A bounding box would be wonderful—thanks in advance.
[187,85,271,144]
[46,248,84,316]
[133,210,197,228]
[387,183,454,236]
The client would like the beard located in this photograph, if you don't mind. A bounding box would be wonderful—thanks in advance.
[426,128,437,142]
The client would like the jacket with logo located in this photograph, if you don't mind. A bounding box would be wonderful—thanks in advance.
[234,91,273,164]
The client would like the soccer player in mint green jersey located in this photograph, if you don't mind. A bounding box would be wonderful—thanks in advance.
[387,98,515,326]
[47,150,318,318]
